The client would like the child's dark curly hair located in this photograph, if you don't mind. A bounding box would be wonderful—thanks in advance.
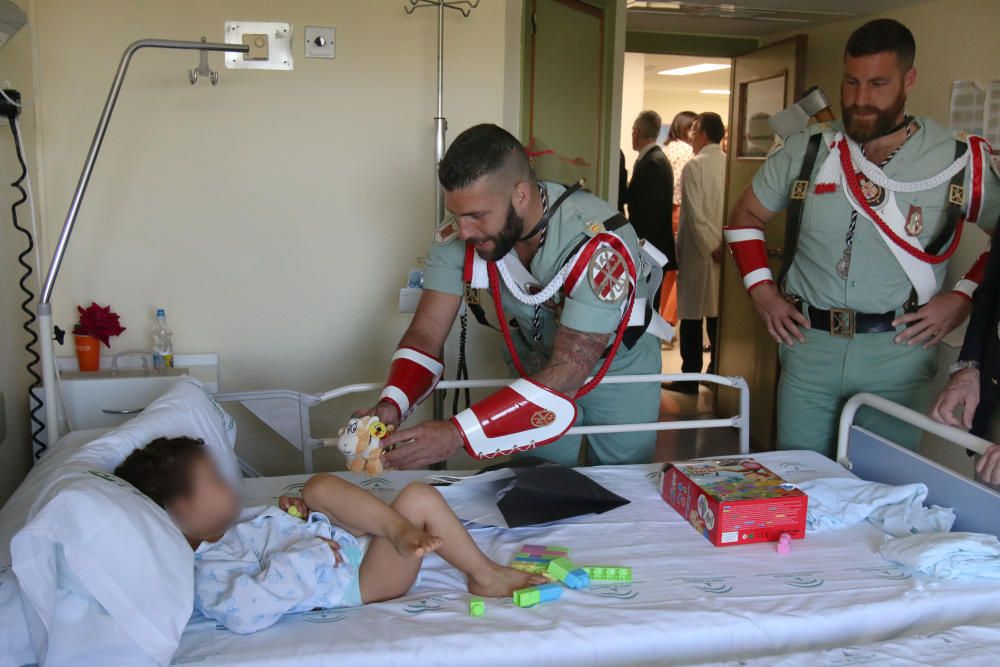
[114,436,207,508]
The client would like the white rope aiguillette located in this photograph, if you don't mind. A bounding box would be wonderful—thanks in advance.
[845,136,968,193]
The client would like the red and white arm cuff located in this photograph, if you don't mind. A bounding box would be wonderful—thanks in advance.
[379,347,444,421]
[952,245,991,300]
[451,378,577,459]
[724,226,773,292]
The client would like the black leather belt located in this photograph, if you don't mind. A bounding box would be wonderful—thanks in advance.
[807,305,897,338]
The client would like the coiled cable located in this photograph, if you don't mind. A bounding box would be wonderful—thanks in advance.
[8,116,45,458]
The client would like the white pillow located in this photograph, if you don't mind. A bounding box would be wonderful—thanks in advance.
[12,472,192,666]
[0,377,238,567]
[3,377,238,666]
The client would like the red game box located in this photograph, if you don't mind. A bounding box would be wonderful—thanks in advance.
[659,458,807,547]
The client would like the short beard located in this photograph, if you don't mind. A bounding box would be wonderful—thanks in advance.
[843,91,906,143]
[476,203,523,262]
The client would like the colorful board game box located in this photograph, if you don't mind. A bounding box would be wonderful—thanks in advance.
[659,458,807,547]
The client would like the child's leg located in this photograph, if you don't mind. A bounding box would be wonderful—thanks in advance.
[302,474,440,556]
[357,482,546,603]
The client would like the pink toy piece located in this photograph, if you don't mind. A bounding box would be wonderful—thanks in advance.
[777,533,792,555]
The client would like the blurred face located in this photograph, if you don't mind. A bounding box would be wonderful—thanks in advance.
[841,52,915,143]
[169,455,239,540]
[690,121,708,153]
[631,124,641,151]
[445,176,531,262]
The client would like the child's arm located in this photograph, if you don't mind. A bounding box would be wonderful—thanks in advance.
[196,538,345,634]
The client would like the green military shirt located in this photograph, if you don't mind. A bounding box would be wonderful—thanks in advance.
[422,181,656,373]
[752,117,999,312]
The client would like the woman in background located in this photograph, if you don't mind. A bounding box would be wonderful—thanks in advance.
[659,111,697,346]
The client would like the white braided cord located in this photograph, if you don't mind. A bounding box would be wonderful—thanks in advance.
[844,135,969,192]
[496,259,573,306]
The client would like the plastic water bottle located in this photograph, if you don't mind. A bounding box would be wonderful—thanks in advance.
[152,308,174,369]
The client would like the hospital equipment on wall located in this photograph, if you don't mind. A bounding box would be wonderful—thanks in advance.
[36,38,251,447]
[403,0,481,231]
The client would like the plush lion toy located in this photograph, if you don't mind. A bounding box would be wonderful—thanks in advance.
[337,416,391,476]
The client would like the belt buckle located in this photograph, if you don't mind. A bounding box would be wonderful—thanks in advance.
[830,308,855,339]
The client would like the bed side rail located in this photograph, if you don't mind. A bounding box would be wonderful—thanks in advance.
[216,373,750,473]
[836,392,1000,535]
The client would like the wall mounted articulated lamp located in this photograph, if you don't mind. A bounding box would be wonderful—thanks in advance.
[404,0,480,229]
[37,38,250,446]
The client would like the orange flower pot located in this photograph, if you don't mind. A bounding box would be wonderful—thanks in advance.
[74,334,101,372]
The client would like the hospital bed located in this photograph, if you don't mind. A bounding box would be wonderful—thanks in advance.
[7,375,999,666]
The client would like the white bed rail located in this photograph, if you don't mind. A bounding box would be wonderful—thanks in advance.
[216,373,750,473]
[836,392,994,467]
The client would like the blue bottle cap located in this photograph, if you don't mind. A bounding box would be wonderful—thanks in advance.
[156,308,165,317]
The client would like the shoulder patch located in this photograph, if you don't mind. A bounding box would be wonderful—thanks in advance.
[433,216,460,245]
[587,246,629,303]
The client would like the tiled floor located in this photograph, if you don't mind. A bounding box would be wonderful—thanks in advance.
[654,342,739,463]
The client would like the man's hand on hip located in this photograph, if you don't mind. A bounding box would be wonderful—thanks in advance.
[930,367,980,429]
[381,419,462,469]
[750,283,809,345]
[892,292,972,349]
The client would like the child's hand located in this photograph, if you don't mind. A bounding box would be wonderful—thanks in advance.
[279,495,309,518]
[319,538,345,566]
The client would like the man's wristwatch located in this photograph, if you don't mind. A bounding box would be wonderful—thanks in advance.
[948,360,981,376]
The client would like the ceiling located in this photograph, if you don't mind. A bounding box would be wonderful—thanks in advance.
[626,0,927,37]
[642,54,732,95]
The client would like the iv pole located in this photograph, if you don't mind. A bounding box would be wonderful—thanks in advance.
[404,0,479,228]
[37,39,249,446]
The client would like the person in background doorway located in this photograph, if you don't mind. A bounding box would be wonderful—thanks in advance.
[618,149,628,213]
[930,237,999,489]
[664,112,727,395]
[658,111,698,344]
[626,110,676,309]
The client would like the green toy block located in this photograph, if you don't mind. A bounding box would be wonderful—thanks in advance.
[512,583,561,607]
[582,566,632,582]
[469,597,485,617]
[546,557,590,589]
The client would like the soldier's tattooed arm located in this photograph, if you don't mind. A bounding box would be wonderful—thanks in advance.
[533,325,611,395]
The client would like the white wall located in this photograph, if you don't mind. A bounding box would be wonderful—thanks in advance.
[0,0,36,504]
[619,52,645,167]
[8,0,521,478]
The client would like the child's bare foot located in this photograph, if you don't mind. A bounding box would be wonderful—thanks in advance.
[468,564,548,597]
[388,520,443,558]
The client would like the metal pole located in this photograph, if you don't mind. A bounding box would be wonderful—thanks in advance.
[432,2,447,227]
[37,38,249,445]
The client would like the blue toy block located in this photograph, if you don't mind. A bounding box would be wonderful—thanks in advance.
[512,583,562,607]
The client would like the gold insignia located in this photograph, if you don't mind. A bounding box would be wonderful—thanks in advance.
[530,410,556,428]
[585,221,605,237]
[790,180,809,200]
[463,284,480,306]
[948,184,965,206]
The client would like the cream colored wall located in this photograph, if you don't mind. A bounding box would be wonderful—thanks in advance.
[620,52,645,165]
[774,0,1000,474]
[15,0,520,476]
[643,89,728,135]
[0,0,36,503]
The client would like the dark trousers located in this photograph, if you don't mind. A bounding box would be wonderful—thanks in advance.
[680,317,717,375]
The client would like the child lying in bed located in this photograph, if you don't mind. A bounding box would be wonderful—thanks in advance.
[114,436,543,634]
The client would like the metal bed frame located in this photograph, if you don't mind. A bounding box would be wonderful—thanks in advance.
[215,372,751,474]
[837,392,1000,536]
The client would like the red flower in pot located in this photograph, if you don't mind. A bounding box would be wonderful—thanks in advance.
[73,303,126,371]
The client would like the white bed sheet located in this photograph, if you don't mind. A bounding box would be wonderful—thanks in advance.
[169,451,1000,667]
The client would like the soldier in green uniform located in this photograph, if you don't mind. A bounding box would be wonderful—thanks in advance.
[360,124,663,468]
[724,19,998,457]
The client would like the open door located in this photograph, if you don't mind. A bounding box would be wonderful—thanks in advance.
[524,0,613,197]
[716,36,807,451]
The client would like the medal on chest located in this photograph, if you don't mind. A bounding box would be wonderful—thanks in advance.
[855,173,886,209]
[905,205,923,236]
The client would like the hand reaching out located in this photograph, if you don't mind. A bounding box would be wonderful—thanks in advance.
[930,368,981,429]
